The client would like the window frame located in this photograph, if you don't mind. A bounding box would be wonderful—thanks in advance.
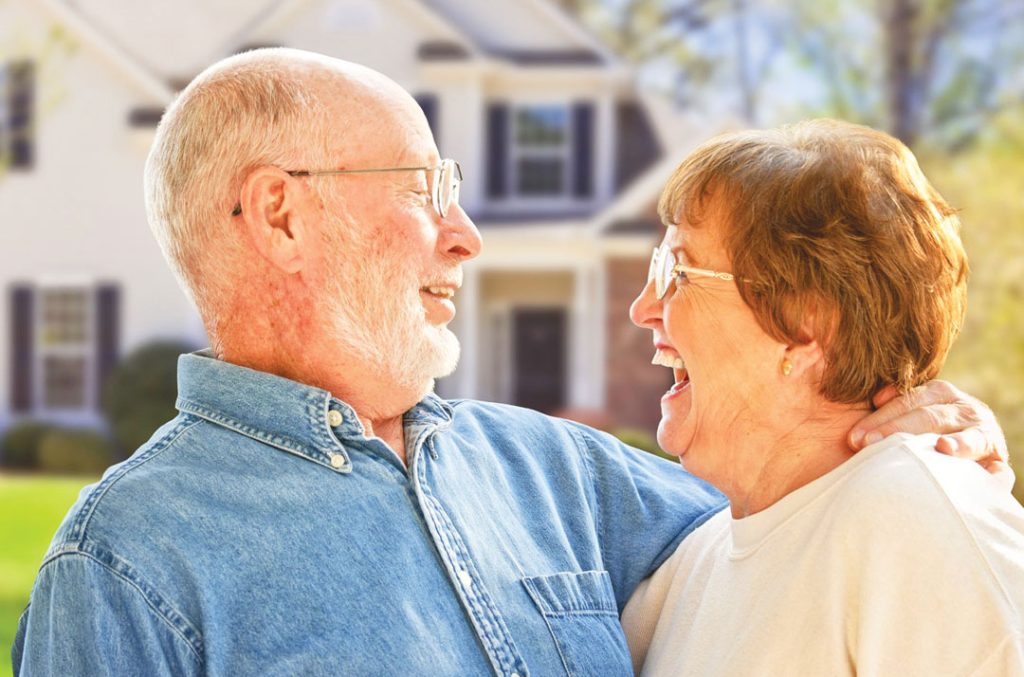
[506,101,578,207]
[2,58,36,171]
[31,283,96,417]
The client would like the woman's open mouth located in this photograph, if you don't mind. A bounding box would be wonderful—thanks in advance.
[653,348,690,398]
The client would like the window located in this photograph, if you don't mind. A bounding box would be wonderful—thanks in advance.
[37,288,92,410]
[1,59,35,170]
[9,284,120,417]
[486,101,595,204]
[512,106,570,197]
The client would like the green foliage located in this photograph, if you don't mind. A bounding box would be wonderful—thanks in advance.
[612,427,673,461]
[36,429,114,475]
[101,341,193,456]
[0,475,96,677]
[0,422,51,469]
[922,117,1024,505]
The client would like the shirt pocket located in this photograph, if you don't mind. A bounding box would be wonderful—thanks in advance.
[521,570,632,677]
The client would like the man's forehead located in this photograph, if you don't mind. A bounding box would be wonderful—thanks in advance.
[322,100,437,168]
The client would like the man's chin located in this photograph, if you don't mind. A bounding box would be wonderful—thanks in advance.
[428,327,461,378]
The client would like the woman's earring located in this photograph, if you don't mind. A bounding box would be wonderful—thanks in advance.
[780,356,793,377]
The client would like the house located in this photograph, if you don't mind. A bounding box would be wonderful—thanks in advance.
[0,0,725,441]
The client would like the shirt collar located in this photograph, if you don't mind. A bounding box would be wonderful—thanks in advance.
[175,350,453,473]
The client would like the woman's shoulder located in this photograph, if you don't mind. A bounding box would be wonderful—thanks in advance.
[833,432,1024,588]
[835,432,1017,521]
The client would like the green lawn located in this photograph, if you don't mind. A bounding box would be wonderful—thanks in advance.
[0,474,97,676]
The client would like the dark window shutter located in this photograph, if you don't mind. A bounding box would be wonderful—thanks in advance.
[8,60,35,170]
[572,102,594,199]
[9,284,34,412]
[486,103,509,199]
[95,284,120,405]
[414,94,439,146]
[614,100,662,191]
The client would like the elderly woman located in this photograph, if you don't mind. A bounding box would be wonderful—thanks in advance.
[621,119,1024,675]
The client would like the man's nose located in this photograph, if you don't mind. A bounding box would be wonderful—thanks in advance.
[629,277,662,329]
[441,204,483,261]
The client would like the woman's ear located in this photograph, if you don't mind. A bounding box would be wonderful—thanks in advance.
[778,298,831,379]
[237,167,307,274]
[781,340,825,380]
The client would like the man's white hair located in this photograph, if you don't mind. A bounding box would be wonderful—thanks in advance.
[144,48,335,324]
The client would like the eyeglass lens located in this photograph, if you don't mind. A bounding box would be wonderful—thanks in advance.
[648,245,680,300]
[435,159,461,218]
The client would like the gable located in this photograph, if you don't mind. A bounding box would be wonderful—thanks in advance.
[59,0,273,81]
[423,0,614,62]
[243,0,475,87]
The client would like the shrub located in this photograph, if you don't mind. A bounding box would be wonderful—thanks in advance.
[0,421,54,469]
[102,341,194,456]
[37,428,115,475]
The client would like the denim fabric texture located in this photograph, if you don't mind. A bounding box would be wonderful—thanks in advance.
[13,351,725,676]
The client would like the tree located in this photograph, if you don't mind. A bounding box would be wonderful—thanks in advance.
[566,0,1024,148]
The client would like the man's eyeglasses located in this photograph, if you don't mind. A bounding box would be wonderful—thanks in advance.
[230,158,463,220]
[648,243,740,300]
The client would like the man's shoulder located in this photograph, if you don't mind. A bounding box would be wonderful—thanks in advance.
[447,398,637,449]
[44,413,206,559]
[446,399,590,447]
[448,398,566,426]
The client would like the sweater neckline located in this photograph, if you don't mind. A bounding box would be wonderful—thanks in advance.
[727,433,926,558]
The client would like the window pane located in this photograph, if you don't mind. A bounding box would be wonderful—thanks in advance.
[41,288,89,346]
[515,106,567,146]
[43,355,86,409]
[516,158,564,195]
[7,59,35,169]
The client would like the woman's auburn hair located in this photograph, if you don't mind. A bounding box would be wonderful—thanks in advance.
[659,118,968,404]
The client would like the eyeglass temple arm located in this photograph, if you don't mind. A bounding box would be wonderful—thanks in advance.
[233,163,457,215]
[287,166,436,177]
[674,264,739,282]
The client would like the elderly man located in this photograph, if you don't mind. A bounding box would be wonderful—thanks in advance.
[13,49,1008,676]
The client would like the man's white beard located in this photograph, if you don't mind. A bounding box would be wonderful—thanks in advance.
[325,252,460,396]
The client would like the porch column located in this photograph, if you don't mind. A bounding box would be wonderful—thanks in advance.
[569,265,600,409]
[454,264,480,399]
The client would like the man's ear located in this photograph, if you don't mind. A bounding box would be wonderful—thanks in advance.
[237,167,308,274]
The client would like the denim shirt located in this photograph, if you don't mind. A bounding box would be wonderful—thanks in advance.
[14,352,724,676]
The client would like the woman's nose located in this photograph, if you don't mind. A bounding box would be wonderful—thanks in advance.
[630,277,662,329]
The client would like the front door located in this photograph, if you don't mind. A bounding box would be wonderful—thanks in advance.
[512,308,566,414]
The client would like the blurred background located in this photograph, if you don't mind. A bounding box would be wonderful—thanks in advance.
[0,0,1022,669]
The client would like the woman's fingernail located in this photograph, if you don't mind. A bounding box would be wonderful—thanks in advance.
[864,432,883,446]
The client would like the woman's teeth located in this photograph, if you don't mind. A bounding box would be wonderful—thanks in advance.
[652,348,685,370]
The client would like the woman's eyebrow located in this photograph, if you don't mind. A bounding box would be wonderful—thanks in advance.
[671,244,702,268]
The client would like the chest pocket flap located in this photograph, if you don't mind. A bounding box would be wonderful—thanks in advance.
[522,570,631,676]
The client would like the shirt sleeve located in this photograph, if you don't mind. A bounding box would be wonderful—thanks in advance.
[565,422,727,612]
[13,551,202,677]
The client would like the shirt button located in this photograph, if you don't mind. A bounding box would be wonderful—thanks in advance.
[330,454,345,469]
[457,569,473,587]
[327,410,344,427]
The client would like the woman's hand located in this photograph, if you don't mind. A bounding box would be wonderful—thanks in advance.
[848,381,1013,490]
